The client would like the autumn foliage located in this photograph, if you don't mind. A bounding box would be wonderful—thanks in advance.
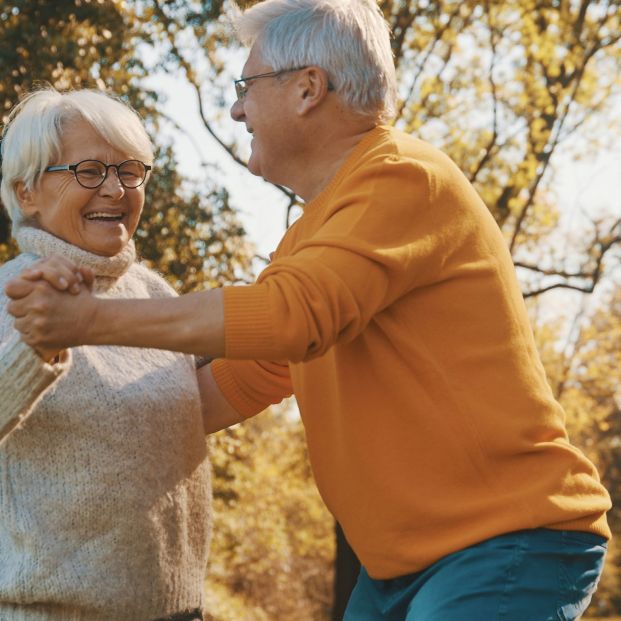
[1,0,620,618]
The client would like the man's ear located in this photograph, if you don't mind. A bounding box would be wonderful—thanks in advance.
[15,181,39,218]
[295,67,332,115]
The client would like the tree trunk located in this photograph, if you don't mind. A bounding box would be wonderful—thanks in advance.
[332,522,361,621]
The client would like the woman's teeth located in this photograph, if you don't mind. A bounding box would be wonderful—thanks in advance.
[85,212,123,221]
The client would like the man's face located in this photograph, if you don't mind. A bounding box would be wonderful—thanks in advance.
[230,46,297,186]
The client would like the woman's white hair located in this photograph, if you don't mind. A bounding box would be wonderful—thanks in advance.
[234,0,397,123]
[0,87,153,234]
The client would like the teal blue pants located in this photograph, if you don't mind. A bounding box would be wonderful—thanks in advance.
[343,529,607,621]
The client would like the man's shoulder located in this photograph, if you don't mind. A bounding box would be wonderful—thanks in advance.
[359,126,455,170]
[338,126,443,197]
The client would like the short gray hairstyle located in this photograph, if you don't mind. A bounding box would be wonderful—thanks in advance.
[0,87,153,233]
[234,0,397,123]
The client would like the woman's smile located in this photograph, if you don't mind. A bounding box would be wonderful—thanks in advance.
[17,118,146,257]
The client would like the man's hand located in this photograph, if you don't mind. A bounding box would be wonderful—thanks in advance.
[6,273,99,360]
[4,255,95,362]
[7,255,225,358]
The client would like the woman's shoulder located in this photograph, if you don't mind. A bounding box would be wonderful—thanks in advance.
[0,253,38,287]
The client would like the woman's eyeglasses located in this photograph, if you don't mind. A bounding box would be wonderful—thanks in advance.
[45,159,152,189]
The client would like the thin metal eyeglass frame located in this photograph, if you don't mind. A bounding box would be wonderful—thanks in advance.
[45,159,152,189]
[234,66,315,101]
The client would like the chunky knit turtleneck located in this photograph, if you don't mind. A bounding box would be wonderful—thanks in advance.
[0,227,212,621]
[15,226,136,279]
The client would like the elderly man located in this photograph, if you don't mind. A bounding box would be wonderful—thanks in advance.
[6,0,612,619]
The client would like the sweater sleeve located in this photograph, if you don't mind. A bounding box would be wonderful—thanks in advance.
[211,357,293,418]
[0,333,72,445]
[0,254,72,445]
[223,153,467,363]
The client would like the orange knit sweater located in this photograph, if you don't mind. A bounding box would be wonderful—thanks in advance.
[212,126,611,579]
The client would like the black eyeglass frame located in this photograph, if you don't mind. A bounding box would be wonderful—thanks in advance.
[45,159,152,189]
[233,66,334,101]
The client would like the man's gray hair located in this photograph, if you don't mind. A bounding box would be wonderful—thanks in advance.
[234,0,397,123]
[0,87,153,234]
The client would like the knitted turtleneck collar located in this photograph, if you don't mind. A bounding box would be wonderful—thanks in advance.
[15,226,136,279]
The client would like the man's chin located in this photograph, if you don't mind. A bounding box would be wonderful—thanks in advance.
[247,155,262,178]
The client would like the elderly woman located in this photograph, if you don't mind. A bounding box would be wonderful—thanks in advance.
[0,88,211,621]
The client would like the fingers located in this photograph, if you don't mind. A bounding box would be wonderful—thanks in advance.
[9,282,66,358]
[32,255,84,293]
[13,315,61,361]
[7,255,86,296]
[7,279,94,352]
[7,279,57,318]
[4,277,37,301]
[79,266,95,290]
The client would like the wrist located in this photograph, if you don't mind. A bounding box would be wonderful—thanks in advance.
[37,348,68,364]
[81,294,105,346]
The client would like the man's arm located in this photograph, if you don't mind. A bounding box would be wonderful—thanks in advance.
[6,279,225,358]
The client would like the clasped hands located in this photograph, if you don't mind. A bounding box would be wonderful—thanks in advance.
[5,256,96,363]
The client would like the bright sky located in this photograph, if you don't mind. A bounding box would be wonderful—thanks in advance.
[144,65,291,261]
[145,64,621,288]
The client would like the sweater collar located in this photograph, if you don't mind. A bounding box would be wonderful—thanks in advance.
[15,226,136,279]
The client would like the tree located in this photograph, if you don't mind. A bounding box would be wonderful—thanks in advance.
[532,284,621,615]
[207,405,335,621]
[0,0,252,290]
[3,0,621,617]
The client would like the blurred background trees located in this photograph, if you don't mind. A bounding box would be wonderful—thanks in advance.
[1,0,620,618]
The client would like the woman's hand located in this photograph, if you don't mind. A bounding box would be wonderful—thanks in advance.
[4,256,95,362]
[6,279,100,360]
[8,255,94,296]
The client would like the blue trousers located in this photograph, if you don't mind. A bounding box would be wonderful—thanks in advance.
[343,529,607,621]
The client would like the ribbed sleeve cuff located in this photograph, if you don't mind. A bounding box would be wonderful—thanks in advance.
[0,336,72,444]
[210,359,267,419]
[223,284,277,359]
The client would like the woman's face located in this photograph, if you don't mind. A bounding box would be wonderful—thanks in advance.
[17,118,147,257]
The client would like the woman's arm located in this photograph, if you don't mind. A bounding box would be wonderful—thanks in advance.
[0,257,76,445]
[196,364,246,434]
[0,336,71,445]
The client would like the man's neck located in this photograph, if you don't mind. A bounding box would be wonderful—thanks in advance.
[291,123,378,203]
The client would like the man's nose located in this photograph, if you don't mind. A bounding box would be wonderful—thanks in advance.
[230,98,245,122]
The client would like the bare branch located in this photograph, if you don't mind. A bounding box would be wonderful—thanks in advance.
[156,109,216,170]
[395,2,468,121]
[523,281,597,298]
[506,0,621,252]
[519,227,621,298]
[285,194,302,228]
[554,297,589,400]
[390,1,423,71]
[510,50,596,251]
[515,262,594,279]
[150,0,297,207]
[469,1,500,183]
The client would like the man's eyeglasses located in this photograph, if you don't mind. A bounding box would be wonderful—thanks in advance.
[45,159,152,189]
[234,67,309,101]
[233,66,334,101]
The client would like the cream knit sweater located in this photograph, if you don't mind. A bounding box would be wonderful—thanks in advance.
[0,227,212,621]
